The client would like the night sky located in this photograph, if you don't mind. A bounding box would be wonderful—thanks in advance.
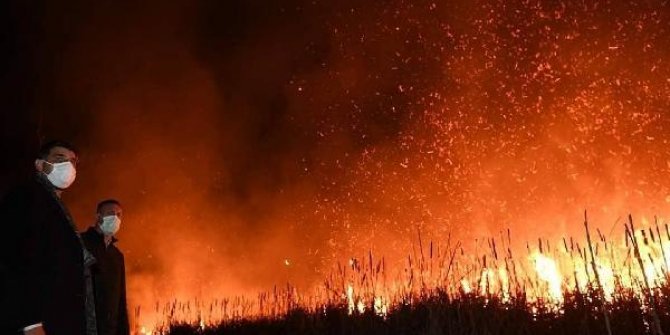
[2,0,670,317]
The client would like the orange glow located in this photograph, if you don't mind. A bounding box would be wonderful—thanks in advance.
[36,1,670,333]
[132,219,670,332]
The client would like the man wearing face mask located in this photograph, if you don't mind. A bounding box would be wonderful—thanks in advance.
[81,200,129,335]
[0,140,97,335]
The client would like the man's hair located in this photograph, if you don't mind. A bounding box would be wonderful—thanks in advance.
[97,199,122,213]
[38,140,78,159]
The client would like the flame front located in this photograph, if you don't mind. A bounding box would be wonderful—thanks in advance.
[132,218,670,332]
[530,252,563,304]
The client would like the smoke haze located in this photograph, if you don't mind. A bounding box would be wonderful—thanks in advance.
[2,0,670,326]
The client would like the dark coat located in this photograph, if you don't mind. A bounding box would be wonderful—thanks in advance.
[81,228,130,335]
[0,176,87,334]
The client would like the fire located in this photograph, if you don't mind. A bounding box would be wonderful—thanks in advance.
[373,296,388,316]
[356,300,365,314]
[498,267,511,303]
[460,278,471,294]
[595,262,615,300]
[132,216,670,332]
[478,268,494,295]
[530,252,563,304]
[346,284,355,314]
[117,0,670,332]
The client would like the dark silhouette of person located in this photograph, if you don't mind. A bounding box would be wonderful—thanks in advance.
[81,199,129,335]
[0,140,97,335]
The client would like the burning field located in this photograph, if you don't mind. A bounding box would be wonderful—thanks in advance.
[119,1,670,332]
[4,0,670,334]
[137,213,670,334]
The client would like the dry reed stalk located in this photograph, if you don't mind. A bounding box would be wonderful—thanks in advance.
[583,211,612,335]
[626,215,665,335]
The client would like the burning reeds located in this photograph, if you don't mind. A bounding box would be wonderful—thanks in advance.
[134,214,670,335]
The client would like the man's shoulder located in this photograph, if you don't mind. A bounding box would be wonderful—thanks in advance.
[109,244,126,265]
[2,177,37,196]
[81,228,108,251]
[111,244,124,257]
[81,227,97,239]
[80,229,96,247]
[0,177,47,209]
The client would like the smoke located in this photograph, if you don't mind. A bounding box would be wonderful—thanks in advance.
[3,0,670,327]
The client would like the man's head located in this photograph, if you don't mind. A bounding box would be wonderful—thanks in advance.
[96,199,123,236]
[34,140,79,190]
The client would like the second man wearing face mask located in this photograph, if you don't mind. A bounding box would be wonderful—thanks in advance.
[81,200,130,335]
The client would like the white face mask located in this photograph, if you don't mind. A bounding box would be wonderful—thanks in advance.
[45,161,77,189]
[100,215,121,236]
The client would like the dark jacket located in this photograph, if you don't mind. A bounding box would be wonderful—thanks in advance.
[81,228,130,335]
[0,176,87,334]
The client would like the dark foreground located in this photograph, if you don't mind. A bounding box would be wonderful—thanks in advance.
[166,290,670,335]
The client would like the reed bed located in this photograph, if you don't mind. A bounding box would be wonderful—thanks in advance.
[135,214,670,335]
